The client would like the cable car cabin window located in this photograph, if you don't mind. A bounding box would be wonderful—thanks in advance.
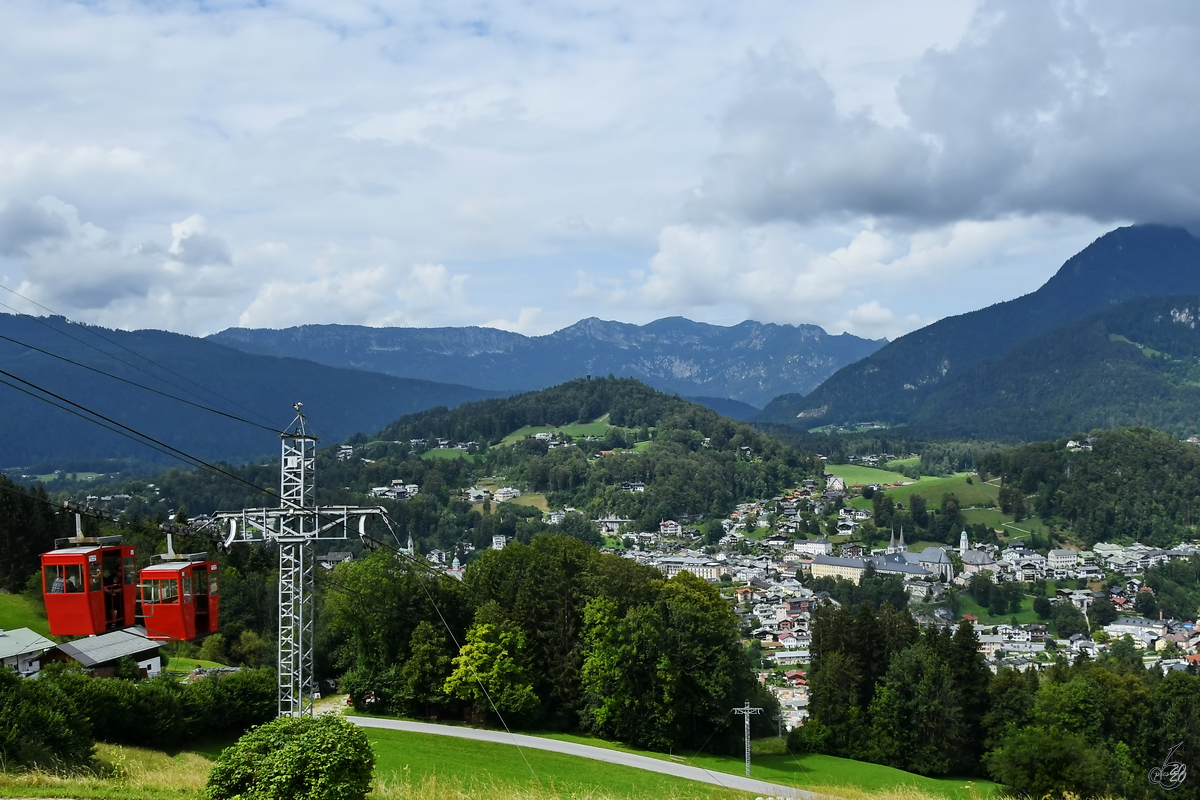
[143,578,179,604]
[124,557,135,586]
[209,570,219,596]
[182,573,193,602]
[193,571,208,596]
[45,564,85,594]
[88,562,102,592]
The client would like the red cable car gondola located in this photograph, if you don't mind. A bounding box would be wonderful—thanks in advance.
[41,535,138,637]
[138,557,220,642]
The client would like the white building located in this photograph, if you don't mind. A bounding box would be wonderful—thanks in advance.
[660,520,683,536]
[794,538,833,557]
[1048,549,1079,570]
[494,487,522,502]
[492,535,508,550]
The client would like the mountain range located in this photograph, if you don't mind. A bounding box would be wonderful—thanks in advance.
[6,223,1200,467]
[207,316,884,409]
[758,224,1200,436]
[0,314,499,466]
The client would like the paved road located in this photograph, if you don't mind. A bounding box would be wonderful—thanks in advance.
[348,716,819,799]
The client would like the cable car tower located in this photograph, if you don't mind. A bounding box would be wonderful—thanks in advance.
[213,404,385,717]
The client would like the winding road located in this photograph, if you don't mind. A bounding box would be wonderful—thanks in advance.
[348,716,817,799]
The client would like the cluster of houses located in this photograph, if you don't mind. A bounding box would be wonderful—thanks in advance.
[370,480,420,501]
[0,625,167,680]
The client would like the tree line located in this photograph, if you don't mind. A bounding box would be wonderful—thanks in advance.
[979,427,1200,547]
[796,601,1200,799]
[324,534,776,753]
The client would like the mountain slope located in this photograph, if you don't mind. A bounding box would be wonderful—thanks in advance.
[208,316,884,408]
[758,224,1200,426]
[904,295,1200,440]
[0,314,499,465]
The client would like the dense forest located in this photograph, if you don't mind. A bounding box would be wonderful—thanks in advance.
[979,427,1200,547]
[799,602,1200,800]
[325,535,775,753]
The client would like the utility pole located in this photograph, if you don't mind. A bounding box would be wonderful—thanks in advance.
[214,404,387,717]
[731,700,763,777]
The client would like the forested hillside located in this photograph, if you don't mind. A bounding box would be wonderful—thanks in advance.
[759,224,1200,431]
[0,312,498,466]
[40,378,818,552]
[904,295,1200,439]
[800,604,1200,798]
[979,427,1200,547]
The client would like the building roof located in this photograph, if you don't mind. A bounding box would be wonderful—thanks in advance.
[47,627,161,667]
[0,627,55,660]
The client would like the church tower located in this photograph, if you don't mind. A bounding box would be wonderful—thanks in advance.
[959,530,968,555]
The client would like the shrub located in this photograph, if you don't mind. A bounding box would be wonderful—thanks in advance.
[207,715,375,800]
[0,668,93,770]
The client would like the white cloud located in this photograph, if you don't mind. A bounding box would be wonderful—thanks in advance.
[0,0,1195,342]
[696,2,1200,229]
[484,307,543,335]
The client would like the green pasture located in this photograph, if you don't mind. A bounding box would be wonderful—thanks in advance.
[824,463,912,486]
[534,731,997,800]
[0,591,50,637]
[163,657,231,677]
[33,471,103,483]
[956,593,1041,625]
[498,418,618,446]
[886,456,921,470]
[420,448,479,462]
[883,474,999,508]
[507,493,549,512]
[366,727,746,799]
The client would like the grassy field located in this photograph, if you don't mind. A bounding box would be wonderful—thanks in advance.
[0,591,51,636]
[958,509,1053,542]
[882,475,999,509]
[0,742,211,800]
[367,728,748,799]
[956,593,1041,625]
[508,493,550,512]
[498,418,618,446]
[824,463,912,486]
[533,732,997,800]
[0,724,1000,800]
[885,456,920,470]
[163,657,230,677]
[420,448,479,462]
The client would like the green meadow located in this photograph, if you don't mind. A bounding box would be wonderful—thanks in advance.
[0,591,50,637]
[823,463,912,486]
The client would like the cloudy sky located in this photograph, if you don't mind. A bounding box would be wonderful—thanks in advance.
[1,1,1198,341]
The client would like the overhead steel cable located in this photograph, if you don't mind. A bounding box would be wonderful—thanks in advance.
[0,286,280,430]
[0,366,277,501]
[0,331,280,434]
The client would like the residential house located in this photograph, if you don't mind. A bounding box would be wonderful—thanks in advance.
[38,627,162,678]
[0,627,54,676]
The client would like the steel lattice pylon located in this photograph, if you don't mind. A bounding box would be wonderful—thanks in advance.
[215,405,386,717]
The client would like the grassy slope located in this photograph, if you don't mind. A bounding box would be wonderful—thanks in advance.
[0,591,51,637]
[420,448,479,461]
[367,728,746,799]
[824,464,911,485]
[956,593,1041,625]
[533,732,997,800]
[508,493,550,512]
[498,420,617,446]
[881,475,999,508]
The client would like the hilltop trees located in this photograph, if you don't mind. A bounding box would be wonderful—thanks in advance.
[325,534,769,754]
